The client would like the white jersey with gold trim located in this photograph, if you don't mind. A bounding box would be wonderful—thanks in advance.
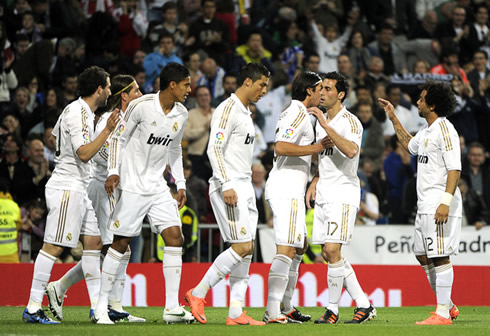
[315,106,363,207]
[47,98,95,192]
[408,117,462,216]
[107,93,187,195]
[265,100,315,200]
[207,93,255,194]
[91,111,114,182]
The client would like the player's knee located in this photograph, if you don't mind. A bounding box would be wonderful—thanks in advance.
[322,245,340,263]
[232,242,253,257]
[165,234,184,247]
[41,243,64,258]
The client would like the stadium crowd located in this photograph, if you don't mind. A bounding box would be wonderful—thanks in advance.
[1,0,490,264]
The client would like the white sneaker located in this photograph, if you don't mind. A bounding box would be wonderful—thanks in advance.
[92,310,114,325]
[45,281,64,321]
[163,306,195,324]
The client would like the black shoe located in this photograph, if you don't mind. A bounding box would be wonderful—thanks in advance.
[344,305,377,324]
[284,307,311,322]
[314,309,339,324]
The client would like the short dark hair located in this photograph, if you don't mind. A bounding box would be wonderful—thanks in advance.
[201,0,215,7]
[237,63,270,87]
[385,83,400,96]
[162,1,177,12]
[158,32,174,43]
[78,66,109,98]
[291,71,322,101]
[323,71,349,103]
[420,80,456,117]
[474,49,489,60]
[159,63,190,91]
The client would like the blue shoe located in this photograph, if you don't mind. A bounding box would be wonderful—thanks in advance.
[89,309,95,319]
[23,308,60,324]
[108,308,130,322]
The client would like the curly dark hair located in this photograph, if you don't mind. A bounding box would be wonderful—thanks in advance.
[420,81,457,117]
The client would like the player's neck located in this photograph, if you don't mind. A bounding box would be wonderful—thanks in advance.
[426,113,438,127]
[159,91,176,114]
[326,102,343,118]
[82,96,99,114]
[234,87,250,108]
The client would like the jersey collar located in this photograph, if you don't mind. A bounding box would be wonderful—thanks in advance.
[78,97,95,119]
[230,93,251,115]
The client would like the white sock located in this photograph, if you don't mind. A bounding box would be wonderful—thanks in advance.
[282,253,302,313]
[423,263,454,309]
[162,246,182,310]
[109,250,130,312]
[95,248,122,314]
[343,258,370,308]
[192,247,242,298]
[27,250,57,313]
[266,254,291,319]
[58,261,84,295]
[326,259,345,315]
[82,250,101,309]
[435,263,453,319]
[228,255,252,318]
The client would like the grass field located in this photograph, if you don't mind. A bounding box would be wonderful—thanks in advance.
[2,306,489,336]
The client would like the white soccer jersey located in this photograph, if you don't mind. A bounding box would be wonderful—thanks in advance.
[315,106,363,207]
[207,93,255,194]
[408,117,462,216]
[108,93,187,195]
[265,100,315,200]
[47,98,95,192]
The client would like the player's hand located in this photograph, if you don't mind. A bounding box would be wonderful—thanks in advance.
[176,189,187,209]
[106,109,120,132]
[434,204,449,224]
[306,180,317,209]
[378,98,396,121]
[320,135,334,148]
[308,107,328,129]
[223,189,238,207]
[475,221,484,230]
[105,175,120,196]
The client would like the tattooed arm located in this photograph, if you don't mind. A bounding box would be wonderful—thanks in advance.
[378,98,412,152]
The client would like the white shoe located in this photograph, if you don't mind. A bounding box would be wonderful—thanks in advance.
[45,281,64,321]
[126,314,146,323]
[92,310,114,325]
[263,311,289,324]
[163,306,195,324]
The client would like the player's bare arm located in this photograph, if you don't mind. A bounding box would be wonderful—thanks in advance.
[275,141,325,157]
[378,98,412,151]
[176,189,187,209]
[105,174,120,196]
[223,188,238,207]
[76,109,120,163]
[434,170,461,225]
[306,176,319,209]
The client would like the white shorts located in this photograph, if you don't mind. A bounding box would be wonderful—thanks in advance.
[414,214,462,258]
[268,198,307,248]
[44,187,100,248]
[108,189,181,237]
[87,179,115,245]
[210,182,258,243]
[312,202,357,245]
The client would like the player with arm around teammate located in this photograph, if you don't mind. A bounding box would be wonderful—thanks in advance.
[45,75,145,323]
[379,81,461,325]
[263,71,329,324]
[307,72,376,324]
[185,63,270,326]
[93,63,194,325]
[23,66,119,324]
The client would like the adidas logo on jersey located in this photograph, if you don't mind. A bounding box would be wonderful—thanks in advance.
[147,133,173,146]
[244,133,255,145]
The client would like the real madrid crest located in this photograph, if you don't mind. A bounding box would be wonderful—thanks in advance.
[114,220,120,228]
[172,122,178,132]
[240,227,247,235]
[66,233,72,241]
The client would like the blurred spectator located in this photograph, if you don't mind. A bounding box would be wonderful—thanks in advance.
[60,73,78,107]
[130,64,146,94]
[0,178,22,263]
[2,115,22,139]
[113,0,149,57]
[410,10,438,39]
[459,178,489,230]
[25,137,50,200]
[383,135,415,224]
[434,4,468,52]
[430,46,469,83]
[368,24,408,75]
[143,32,183,92]
[183,51,202,106]
[211,74,237,107]
[231,30,274,75]
[382,84,418,137]
[357,102,385,165]
[459,4,490,66]
[275,20,304,81]
[186,0,231,68]
[196,57,225,99]
[366,0,417,38]
[4,0,31,42]
[337,54,357,108]
[18,11,42,44]
[344,29,372,78]
[183,85,214,182]
[0,39,17,115]
[132,49,146,66]
[361,56,388,89]
[42,125,56,170]
[303,52,321,73]
[51,37,78,86]
[250,103,267,161]
[252,161,272,226]
[146,2,187,54]
[20,198,46,261]
[183,159,209,223]
[356,181,380,226]
[461,142,490,210]
[81,0,114,17]
[467,50,490,97]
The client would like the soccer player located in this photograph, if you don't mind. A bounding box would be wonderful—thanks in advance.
[93,63,194,325]
[184,63,270,326]
[45,75,145,323]
[263,71,328,324]
[306,72,376,324]
[23,66,119,324]
[379,81,461,325]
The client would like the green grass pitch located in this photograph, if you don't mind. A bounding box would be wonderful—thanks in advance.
[2,306,489,336]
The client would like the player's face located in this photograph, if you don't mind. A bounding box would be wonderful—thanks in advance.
[309,82,324,107]
[417,90,431,118]
[127,83,142,103]
[174,76,192,103]
[99,77,111,107]
[320,79,341,109]
[248,75,269,103]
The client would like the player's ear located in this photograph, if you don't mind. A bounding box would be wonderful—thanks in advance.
[306,87,313,97]
[338,91,345,101]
